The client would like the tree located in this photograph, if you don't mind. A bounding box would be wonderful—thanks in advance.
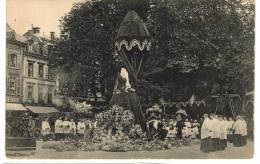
[50,0,149,102]
[49,0,254,105]
[140,0,254,101]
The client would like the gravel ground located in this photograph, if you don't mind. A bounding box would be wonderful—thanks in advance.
[7,140,254,159]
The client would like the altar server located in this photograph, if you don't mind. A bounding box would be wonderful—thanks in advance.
[62,117,70,138]
[219,116,228,150]
[233,116,246,147]
[54,116,63,140]
[42,117,51,141]
[200,114,213,153]
[69,119,76,136]
[77,119,86,138]
[211,114,221,151]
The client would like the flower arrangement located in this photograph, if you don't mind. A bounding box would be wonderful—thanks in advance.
[146,104,162,113]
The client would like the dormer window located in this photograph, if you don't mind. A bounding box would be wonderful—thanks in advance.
[28,40,33,52]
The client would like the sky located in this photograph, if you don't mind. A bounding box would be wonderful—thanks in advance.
[6,0,254,38]
[7,0,85,38]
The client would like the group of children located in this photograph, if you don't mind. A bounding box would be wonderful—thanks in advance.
[41,116,96,141]
[200,114,247,153]
[163,118,200,140]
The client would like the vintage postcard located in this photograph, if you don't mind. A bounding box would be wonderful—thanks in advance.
[4,0,255,160]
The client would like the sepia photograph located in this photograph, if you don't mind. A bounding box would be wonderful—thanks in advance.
[4,0,255,160]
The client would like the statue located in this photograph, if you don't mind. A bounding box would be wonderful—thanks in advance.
[110,67,147,131]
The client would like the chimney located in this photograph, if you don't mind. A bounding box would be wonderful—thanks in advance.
[50,32,55,40]
[32,27,40,34]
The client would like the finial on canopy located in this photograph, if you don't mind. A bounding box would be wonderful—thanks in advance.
[115,10,151,52]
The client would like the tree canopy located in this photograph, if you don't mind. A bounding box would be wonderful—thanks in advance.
[49,0,254,104]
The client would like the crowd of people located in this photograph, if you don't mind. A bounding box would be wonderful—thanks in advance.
[200,114,247,153]
[40,109,249,154]
[159,118,200,140]
[41,116,97,141]
[41,115,202,142]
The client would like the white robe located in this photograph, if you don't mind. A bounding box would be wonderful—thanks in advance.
[77,122,85,134]
[62,121,70,134]
[190,122,200,138]
[54,119,63,133]
[220,120,228,140]
[182,121,191,137]
[42,121,51,135]
[212,118,221,138]
[241,120,247,136]
[120,68,131,91]
[201,118,213,139]
[69,121,76,134]
[233,120,243,135]
[167,127,177,138]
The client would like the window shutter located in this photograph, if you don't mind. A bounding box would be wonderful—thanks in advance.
[7,54,11,67]
[16,77,20,95]
[17,55,20,69]
[24,60,28,77]
[44,65,48,79]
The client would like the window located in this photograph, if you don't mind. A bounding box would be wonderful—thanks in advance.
[28,86,33,99]
[38,64,44,78]
[9,54,17,68]
[28,40,33,52]
[9,81,16,95]
[39,45,44,55]
[7,75,20,95]
[28,62,34,77]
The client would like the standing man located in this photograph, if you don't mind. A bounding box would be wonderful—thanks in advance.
[210,114,220,151]
[233,115,245,147]
[219,116,228,150]
[54,116,63,140]
[200,113,213,153]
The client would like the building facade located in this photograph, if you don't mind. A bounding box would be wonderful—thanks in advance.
[6,24,57,109]
[22,27,56,105]
[6,24,26,103]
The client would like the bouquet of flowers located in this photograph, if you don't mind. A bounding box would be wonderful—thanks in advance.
[146,104,162,113]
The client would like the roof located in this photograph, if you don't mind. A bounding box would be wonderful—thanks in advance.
[25,106,59,114]
[117,10,151,40]
[6,24,27,43]
[6,23,14,32]
[6,103,28,111]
